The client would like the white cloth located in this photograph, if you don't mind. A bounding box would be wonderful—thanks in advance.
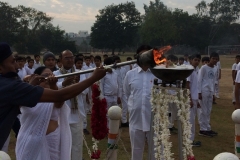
[197,65,216,94]
[129,128,156,160]
[1,135,10,153]
[90,62,96,68]
[187,67,199,100]
[70,122,83,160]
[123,65,132,73]
[190,100,198,141]
[16,102,71,160]
[184,60,190,65]
[199,91,213,131]
[100,70,121,97]
[18,68,27,80]
[121,94,128,123]
[25,66,35,75]
[33,60,42,69]
[53,70,83,124]
[132,63,139,69]
[123,67,156,131]
[232,63,237,71]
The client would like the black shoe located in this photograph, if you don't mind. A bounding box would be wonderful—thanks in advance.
[83,129,90,135]
[213,101,217,104]
[121,122,129,127]
[199,131,213,137]
[192,141,201,147]
[208,130,218,136]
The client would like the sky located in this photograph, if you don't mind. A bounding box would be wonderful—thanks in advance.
[4,0,212,33]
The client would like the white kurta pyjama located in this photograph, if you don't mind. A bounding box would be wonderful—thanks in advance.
[198,65,216,131]
[123,67,156,160]
[187,67,199,141]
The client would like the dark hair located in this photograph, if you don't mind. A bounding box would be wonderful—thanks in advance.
[127,57,132,61]
[56,59,60,63]
[167,54,178,62]
[90,55,94,58]
[34,54,40,58]
[104,57,114,65]
[75,54,83,59]
[75,58,83,64]
[236,55,240,58]
[191,54,201,60]
[113,56,120,61]
[16,56,25,61]
[184,54,189,57]
[179,57,184,61]
[34,66,47,75]
[136,45,152,54]
[94,55,101,61]
[26,56,31,59]
[85,56,91,60]
[210,52,219,59]
[103,54,108,58]
[202,56,210,62]
[28,59,34,63]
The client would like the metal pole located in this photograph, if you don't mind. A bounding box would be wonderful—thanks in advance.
[52,60,137,79]
[148,111,154,160]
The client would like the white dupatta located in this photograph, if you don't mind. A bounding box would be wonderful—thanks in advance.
[16,102,71,160]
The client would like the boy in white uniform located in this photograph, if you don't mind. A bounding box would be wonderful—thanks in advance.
[53,50,84,160]
[186,54,201,147]
[82,56,93,114]
[25,59,35,75]
[214,58,221,98]
[16,56,27,80]
[33,54,41,69]
[113,56,129,127]
[198,52,218,137]
[232,55,240,105]
[100,57,121,113]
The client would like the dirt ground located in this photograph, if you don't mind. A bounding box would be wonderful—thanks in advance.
[7,55,237,160]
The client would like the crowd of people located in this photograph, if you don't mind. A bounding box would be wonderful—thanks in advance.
[0,42,224,160]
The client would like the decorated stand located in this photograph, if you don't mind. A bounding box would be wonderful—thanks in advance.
[137,48,195,160]
[107,106,122,160]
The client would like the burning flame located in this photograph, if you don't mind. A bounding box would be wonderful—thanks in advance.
[153,45,171,65]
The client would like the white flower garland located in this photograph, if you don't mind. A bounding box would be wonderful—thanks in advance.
[151,86,194,160]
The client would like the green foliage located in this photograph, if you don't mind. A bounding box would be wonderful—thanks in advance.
[90,1,141,54]
[0,1,76,54]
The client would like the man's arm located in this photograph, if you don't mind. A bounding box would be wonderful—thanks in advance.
[40,67,106,102]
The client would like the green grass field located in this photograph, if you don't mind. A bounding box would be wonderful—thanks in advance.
[7,55,237,160]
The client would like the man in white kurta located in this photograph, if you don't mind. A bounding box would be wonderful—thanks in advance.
[232,56,240,104]
[53,50,84,160]
[123,66,156,160]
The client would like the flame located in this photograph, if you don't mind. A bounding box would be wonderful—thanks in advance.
[153,45,171,65]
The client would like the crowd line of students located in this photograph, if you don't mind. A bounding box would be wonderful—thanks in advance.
[1,43,224,160]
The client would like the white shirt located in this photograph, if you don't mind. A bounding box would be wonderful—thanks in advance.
[133,63,139,69]
[100,70,120,97]
[184,61,190,65]
[33,60,41,69]
[232,63,237,71]
[82,65,93,79]
[187,67,199,100]
[236,62,240,71]
[90,62,96,68]
[18,68,27,80]
[25,66,35,75]
[123,65,132,72]
[123,67,156,131]
[197,65,216,94]
[53,69,82,124]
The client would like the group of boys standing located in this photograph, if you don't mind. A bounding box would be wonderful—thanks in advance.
[3,46,222,160]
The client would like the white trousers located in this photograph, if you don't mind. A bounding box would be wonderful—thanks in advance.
[105,95,118,110]
[1,135,10,153]
[199,91,213,131]
[189,100,198,141]
[233,85,236,103]
[215,81,219,96]
[70,121,83,160]
[121,94,128,123]
[129,128,156,160]
[168,102,178,128]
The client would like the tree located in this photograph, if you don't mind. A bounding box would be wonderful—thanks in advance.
[90,2,141,54]
[140,0,177,46]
